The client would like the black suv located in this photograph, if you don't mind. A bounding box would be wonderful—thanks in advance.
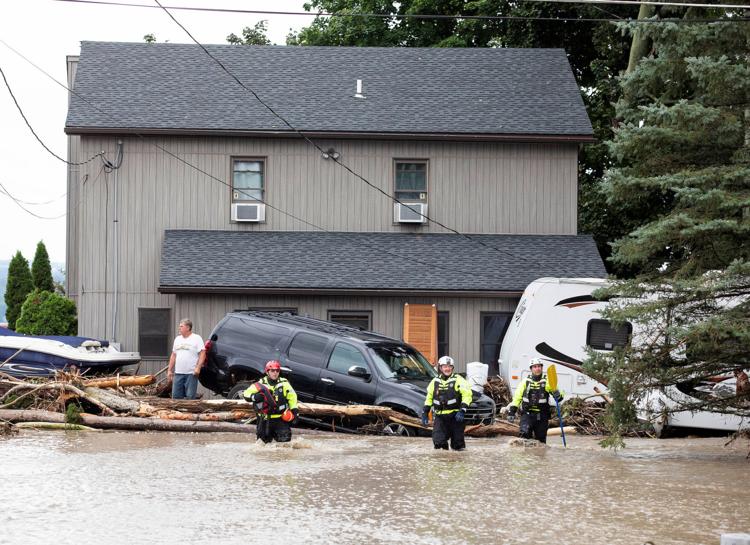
[199,312,495,431]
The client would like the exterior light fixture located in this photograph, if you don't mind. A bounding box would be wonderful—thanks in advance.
[322,148,340,160]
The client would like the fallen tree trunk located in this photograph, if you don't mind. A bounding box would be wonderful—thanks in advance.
[83,386,142,413]
[0,409,332,435]
[464,421,519,437]
[547,426,577,436]
[82,375,156,388]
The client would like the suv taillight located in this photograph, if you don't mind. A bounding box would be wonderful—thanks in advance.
[205,340,213,352]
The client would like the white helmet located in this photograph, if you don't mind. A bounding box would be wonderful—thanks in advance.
[529,357,544,369]
[437,356,455,367]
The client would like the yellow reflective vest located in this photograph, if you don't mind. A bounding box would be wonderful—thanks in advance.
[243,376,298,419]
[510,375,560,413]
[424,373,473,415]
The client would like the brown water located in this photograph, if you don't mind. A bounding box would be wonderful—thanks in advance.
[1,431,747,545]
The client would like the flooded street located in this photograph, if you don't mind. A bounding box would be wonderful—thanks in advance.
[1,431,747,545]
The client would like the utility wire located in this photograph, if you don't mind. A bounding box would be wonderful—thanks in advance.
[52,0,750,23]
[0,40,522,282]
[0,65,104,166]
[155,0,550,268]
[0,187,66,206]
[0,179,66,220]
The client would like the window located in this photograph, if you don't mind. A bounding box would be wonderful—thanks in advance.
[218,317,289,354]
[288,332,330,368]
[327,343,369,375]
[138,308,170,358]
[327,310,372,331]
[395,161,428,204]
[587,319,632,350]
[480,312,513,375]
[437,311,449,358]
[232,158,264,202]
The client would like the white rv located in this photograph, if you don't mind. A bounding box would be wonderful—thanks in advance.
[498,277,749,435]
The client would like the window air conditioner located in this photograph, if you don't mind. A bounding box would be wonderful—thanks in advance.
[231,203,266,222]
[394,202,427,224]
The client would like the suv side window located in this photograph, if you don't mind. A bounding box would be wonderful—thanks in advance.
[288,332,330,368]
[220,317,289,352]
[327,343,369,375]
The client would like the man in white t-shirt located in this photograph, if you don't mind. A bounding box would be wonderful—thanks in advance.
[167,318,205,399]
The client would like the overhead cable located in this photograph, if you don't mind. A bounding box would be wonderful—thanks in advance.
[0,65,104,166]
[53,0,750,23]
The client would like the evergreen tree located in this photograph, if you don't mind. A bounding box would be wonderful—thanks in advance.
[585,16,750,441]
[31,241,54,293]
[4,251,33,330]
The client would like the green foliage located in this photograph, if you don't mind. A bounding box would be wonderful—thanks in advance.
[227,21,272,45]
[143,33,156,43]
[4,251,33,330]
[15,289,77,335]
[31,241,54,293]
[65,402,83,425]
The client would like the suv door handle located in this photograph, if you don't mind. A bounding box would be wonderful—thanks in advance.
[320,377,335,385]
[281,366,292,373]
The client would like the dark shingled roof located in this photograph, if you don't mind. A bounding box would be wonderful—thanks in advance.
[158,230,606,294]
[66,42,593,139]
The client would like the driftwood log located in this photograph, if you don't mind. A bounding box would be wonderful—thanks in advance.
[0,409,328,435]
[82,375,156,389]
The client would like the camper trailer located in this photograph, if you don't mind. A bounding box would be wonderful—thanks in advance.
[498,277,749,435]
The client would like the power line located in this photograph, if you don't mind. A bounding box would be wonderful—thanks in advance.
[154,0,550,268]
[0,40,521,282]
[0,65,104,166]
[522,0,750,10]
[52,0,750,23]
[0,187,67,206]
[0,179,66,220]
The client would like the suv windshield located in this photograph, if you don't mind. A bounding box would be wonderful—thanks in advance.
[368,344,438,380]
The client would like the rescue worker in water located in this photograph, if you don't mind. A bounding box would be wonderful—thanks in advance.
[243,360,299,443]
[422,356,474,450]
[507,358,563,444]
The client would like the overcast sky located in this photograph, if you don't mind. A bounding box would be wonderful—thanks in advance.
[0,0,308,263]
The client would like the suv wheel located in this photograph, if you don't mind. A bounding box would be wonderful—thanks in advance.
[227,382,252,400]
[383,423,412,437]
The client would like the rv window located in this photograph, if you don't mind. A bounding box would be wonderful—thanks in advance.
[586,319,632,351]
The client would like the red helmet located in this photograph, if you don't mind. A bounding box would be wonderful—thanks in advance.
[265,360,282,373]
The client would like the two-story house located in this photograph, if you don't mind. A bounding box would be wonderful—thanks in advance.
[65,42,605,375]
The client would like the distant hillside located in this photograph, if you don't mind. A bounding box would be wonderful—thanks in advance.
[0,260,65,323]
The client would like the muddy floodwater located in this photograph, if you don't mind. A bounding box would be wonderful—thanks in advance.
[1,431,748,545]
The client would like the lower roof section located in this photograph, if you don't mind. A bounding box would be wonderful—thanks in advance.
[158,230,606,296]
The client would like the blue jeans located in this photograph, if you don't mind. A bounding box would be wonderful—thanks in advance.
[172,373,198,399]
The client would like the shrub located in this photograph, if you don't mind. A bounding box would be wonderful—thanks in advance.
[15,289,77,335]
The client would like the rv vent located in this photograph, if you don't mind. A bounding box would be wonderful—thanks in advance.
[232,203,266,222]
[394,202,427,224]
[586,319,631,351]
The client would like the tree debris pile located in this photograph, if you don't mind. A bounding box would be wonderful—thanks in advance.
[556,397,648,437]
[484,376,512,409]
[0,372,520,438]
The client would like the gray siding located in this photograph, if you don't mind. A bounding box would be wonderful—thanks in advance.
[67,135,575,351]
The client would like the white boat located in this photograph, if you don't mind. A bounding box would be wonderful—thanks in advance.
[0,328,140,378]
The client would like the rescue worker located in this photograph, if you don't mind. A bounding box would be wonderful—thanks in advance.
[243,360,299,443]
[422,355,474,450]
[507,358,563,444]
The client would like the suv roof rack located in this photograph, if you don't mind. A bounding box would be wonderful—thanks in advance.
[234,311,393,341]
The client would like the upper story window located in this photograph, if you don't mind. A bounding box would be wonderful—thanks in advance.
[232,159,264,203]
[394,160,428,224]
[395,161,428,204]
